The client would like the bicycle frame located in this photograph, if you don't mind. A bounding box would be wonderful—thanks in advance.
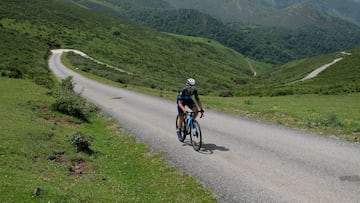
[184,111,203,134]
[186,113,194,133]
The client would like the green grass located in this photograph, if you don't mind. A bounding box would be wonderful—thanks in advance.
[202,94,360,142]
[0,28,52,87]
[243,49,360,96]
[0,77,216,202]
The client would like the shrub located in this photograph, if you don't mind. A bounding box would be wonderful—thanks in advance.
[34,74,54,88]
[52,92,88,121]
[52,76,97,121]
[243,100,253,105]
[322,112,343,127]
[270,88,294,96]
[307,112,343,128]
[1,67,23,78]
[218,89,233,97]
[113,31,121,36]
[60,76,75,92]
[70,132,94,153]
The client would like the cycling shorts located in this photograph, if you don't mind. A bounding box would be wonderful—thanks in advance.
[177,99,196,114]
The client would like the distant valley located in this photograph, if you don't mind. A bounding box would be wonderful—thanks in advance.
[75,0,360,64]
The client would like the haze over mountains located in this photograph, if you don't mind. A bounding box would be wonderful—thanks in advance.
[74,0,360,63]
[164,0,360,27]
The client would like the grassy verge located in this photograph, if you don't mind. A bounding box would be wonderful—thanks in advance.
[0,77,216,202]
[202,94,360,142]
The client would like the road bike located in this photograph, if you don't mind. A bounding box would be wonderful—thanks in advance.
[176,111,204,151]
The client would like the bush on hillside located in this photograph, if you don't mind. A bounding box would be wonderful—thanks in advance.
[0,67,23,78]
[60,76,75,92]
[71,131,94,153]
[34,74,54,88]
[218,89,233,97]
[52,76,97,121]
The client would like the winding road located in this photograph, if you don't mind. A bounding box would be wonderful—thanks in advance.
[49,50,360,203]
[301,58,343,81]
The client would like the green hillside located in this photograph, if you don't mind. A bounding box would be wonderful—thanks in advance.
[0,0,267,95]
[1,0,359,97]
[241,49,360,96]
[76,0,360,64]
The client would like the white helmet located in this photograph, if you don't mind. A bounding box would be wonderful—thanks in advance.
[186,78,196,87]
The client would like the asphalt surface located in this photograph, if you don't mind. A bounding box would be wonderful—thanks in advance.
[49,50,360,203]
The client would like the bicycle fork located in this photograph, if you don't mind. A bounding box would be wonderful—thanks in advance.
[187,118,196,137]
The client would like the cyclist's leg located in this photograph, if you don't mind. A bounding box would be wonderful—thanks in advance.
[178,99,192,128]
[189,99,199,119]
[176,104,187,142]
[177,105,184,129]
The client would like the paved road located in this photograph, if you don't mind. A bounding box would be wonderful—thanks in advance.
[301,58,343,81]
[49,50,360,203]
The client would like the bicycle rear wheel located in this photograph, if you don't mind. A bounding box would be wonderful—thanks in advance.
[190,120,202,151]
[175,115,187,142]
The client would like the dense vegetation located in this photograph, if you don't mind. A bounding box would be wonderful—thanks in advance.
[162,0,360,26]
[78,0,360,64]
[133,8,360,64]
[0,28,52,87]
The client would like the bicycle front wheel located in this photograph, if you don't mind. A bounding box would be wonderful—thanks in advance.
[190,120,202,151]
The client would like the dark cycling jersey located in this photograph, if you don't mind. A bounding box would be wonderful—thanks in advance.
[177,87,199,101]
[177,87,199,114]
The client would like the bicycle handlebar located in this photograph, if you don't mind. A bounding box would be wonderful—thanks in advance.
[183,111,204,118]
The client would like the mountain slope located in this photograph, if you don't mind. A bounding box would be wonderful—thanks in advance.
[0,0,265,95]
[270,0,360,26]
[163,0,271,24]
[256,3,338,29]
[1,0,358,97]
[75,0,360,64]
[164,0,360,26]
[241,49,360,96]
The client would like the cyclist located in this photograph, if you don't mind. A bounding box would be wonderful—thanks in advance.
[176,78,204,139]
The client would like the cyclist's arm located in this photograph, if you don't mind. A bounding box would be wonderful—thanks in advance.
[196,100,203,111]
[194,90,203,111]
[178,100,186,112]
